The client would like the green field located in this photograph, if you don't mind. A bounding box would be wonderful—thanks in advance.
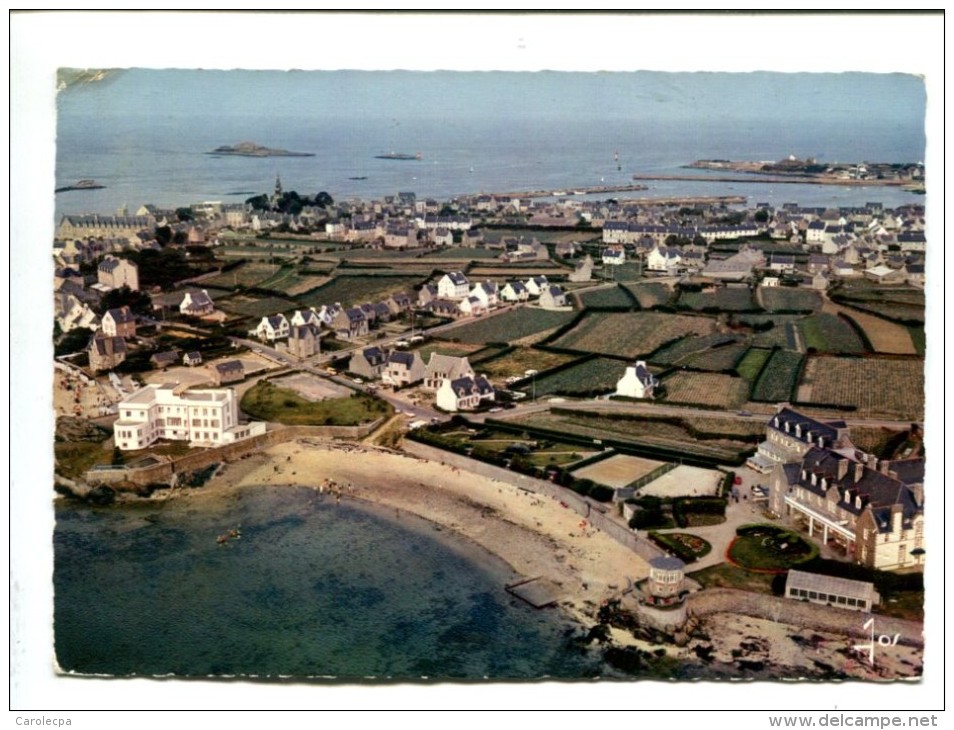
[200,262,281,289]
[240,382,392,426]
[649,333,741,365]
[678,287,757,312]
[551,311,715,358]
[442,308,576,345]
[799,313,866,354]
[217,295,300,319]
[521,357,626,397]
[623,282,673,309]
[760,287,822,313]
[576,285,637,310]
[750,349,804,402]
[661,371,750,409]
[295,275,424,309]
[679,343,749,372]
[476,347,579,380]
[736,347,772,381]
[422,247,501,259]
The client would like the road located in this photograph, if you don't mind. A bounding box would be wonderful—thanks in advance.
[468,396,916,431]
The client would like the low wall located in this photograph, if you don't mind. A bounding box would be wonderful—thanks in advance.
[402,440,666,564]
[85,419,384,487]
[687,587,923,648]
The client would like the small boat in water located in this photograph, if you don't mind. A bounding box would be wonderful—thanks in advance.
[375,151,422,160]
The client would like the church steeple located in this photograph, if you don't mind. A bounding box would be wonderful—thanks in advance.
[273,173,283,199]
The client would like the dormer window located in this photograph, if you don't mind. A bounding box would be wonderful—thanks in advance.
[811,473,817,486]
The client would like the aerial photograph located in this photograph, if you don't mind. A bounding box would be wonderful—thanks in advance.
[11,10,942,719]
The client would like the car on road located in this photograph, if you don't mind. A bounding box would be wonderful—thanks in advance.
[738,410,753,417]
[488,407,502,413]
[395,340,410,348]
[353,377,364,384]
[325,367,338,375]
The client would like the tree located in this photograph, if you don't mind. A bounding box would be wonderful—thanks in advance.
[314,191,334,208]
[155,225,172,247]
[754,208,770,223]
[54,327,94,357]
[99,286,153,316]
[175,207,194,222]
[246,194,270,211]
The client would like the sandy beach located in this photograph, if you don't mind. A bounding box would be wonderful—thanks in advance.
[143,439,923,680]
[186,440,650,634]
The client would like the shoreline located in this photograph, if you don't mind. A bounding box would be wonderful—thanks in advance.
[72,440,924,679]
[151,440,650,641]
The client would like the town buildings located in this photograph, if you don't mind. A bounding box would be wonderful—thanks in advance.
[112,382,265,450]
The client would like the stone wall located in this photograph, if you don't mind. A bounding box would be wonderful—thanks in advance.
[85,419,384,487]
[402,440,665,564]
[687,587,923,648]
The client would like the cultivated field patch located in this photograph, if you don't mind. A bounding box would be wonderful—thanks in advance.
[218,295,300,319]
[571,454,665,489]
[551,311,715,358]
[798,356,924,420]
[750,349,804,402]
[442,308,576,345]
[759,287,822,313]
[295,275,423,309]
[678,287,756,312]
[476,348,578,380]
[523,357,627,397]
[623,282,673,309]
[200,262,281,289]
[799,313,866,354]
[661,371,749,409]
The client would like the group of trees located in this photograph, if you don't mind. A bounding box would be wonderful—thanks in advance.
[246,190,335,216]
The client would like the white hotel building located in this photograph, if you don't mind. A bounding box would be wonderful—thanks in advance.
[113,383,265,451]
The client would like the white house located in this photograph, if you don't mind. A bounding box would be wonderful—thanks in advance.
[615,361,658,399]
[254,314,290,341]
[459,296,488,317]
[601,247,626,266]
[179,290,214,317]
[538,285,568,309]
[436,375,495,412]
[437,272,470,299]
[112,383,265,451]
[500,281,529,302]
[469,281,499,309]
[424,354,474,391]
[290,308,321,328]
[525,275,549,297]
[646,245,681,273]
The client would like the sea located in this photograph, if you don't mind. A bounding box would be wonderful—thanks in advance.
[52,69,927,220]
[52,69,927,681]
[54,486,613,680]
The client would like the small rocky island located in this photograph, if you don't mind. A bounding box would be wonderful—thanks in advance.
[207,142,314,158]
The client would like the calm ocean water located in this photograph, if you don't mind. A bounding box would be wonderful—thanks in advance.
[53,69,927,218]
[54,486,608,679]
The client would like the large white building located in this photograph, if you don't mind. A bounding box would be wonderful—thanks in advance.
[113,383,265,451]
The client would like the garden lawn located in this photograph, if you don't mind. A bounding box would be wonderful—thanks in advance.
[241,382,392,425]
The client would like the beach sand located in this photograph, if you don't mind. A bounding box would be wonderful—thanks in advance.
[190,440,650,634]
[156,439,923,679]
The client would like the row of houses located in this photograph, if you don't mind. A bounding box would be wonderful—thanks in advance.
[347,347,495,413]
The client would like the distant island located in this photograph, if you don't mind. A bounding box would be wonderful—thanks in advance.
[207,142,315,158]
[55,179,105,193]
[679,156,924,189]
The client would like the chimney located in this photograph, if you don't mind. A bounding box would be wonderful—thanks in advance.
[879,459,891,475]
[854,461,865,482]
[891,505,903,534]
[837,459,849,480]
[911,484,924,508]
